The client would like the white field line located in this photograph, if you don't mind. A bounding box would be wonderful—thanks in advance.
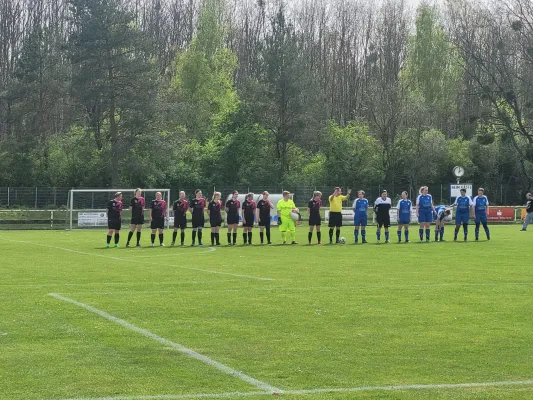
[0,279,244,288]
[0,238,273,281]
[48,293,282,394]
[48,379,533,400]
[60,281,533,296]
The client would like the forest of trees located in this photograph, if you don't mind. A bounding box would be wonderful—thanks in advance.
[1,0,532,203]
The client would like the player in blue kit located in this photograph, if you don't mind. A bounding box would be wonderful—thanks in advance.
[434,205,447,241]
[472,188,490,241]
[396,191,412,243]
[416,186,437,242]
[435,206,451,241]
[453,188,474,241]
[352,190,369,244]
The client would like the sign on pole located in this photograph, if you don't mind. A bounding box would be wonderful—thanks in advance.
[450,183,473,199]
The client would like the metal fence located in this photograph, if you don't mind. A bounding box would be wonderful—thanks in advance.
[0,184,525,209]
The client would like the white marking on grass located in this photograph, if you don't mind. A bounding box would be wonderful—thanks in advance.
[48,379,533,400]
[48,293,282,394]
[0,238,273,281]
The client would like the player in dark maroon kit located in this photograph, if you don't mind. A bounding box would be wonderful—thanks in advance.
[127,188,145,247]
[256,191,274,245]
[242,193,256,245]
[149,192,167,247]
[225,190,240,246]
[190,189,207,246]
[171,191,189,246]
[208,191,223,246]
[308,191,323,245]
[106,192,123,248]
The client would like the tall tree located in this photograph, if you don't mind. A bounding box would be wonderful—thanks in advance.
[251,4,308,182]
[68,0,157,186]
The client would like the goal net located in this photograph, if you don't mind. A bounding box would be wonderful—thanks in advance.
[67,189,171,230]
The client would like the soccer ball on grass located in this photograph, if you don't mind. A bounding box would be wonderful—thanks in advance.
[339,237,346,244]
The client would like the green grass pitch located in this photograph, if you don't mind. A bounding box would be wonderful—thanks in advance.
[1,225,533,400]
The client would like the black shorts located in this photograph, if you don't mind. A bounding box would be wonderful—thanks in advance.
[377,216,391,229]
[192,215,205,229]
[210,217,222,227]
[328,212,342,228]
[258,215,271,227]
[309,214,322,226]
[151,218,165,230]
[131,215,144,225]
[227,214,239,225]
[242,214,254,228]
[108,219,121,230]
[174,217,187,230]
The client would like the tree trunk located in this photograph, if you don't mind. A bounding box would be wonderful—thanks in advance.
[107,49,119,187]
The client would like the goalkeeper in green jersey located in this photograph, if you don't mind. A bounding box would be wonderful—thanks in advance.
[276,191,298,245]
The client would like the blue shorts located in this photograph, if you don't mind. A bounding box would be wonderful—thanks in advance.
[455,212,470,224]
[399,216,411,225]
[354,214,367,227]
[475,213,488,223]
[418,210,433,223]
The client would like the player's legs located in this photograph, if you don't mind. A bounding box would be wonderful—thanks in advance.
[106,228,114,247]
[308,224,315,245]
[247,224,253,245]
[315,225,321,244]
[259,225,265,244]
[522,213,533,230]
[479,214,490,240]
[287,220,297,244]
[243,226,248,244]
[435,220,441,242]
[135,225,142,246]
[157,227,164,246]
[265,221,271,244]
[360,217,367,243]
[191,227,197,246]
[279,218,290,243]
[353,215,360,243]
[376,221,382,242]
[227,225,232,245]
[172,226,178,245]
[127,224,136,246]
[397,224,403,242]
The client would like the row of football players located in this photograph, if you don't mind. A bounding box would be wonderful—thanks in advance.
[106,189,291,247]
[337,186,491,244]
[105,186,491,247]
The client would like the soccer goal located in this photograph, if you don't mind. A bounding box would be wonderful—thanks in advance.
[67,189,171,230]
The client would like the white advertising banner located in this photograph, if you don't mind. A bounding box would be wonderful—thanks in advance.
[78,212,108,227]
[450,184,473,198]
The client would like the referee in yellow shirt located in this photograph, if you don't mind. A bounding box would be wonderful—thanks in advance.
[328,187,351,244]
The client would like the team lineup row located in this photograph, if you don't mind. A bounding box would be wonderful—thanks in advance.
[102,186,528,248]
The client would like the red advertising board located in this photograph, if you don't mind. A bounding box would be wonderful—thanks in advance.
[487,207,515,221]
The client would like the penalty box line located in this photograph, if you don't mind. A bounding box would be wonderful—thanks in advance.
[49,379,533,400]
[0,238,273,281]
[48,293,282,394]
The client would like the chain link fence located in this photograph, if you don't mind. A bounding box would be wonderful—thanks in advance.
[0,184,525,210]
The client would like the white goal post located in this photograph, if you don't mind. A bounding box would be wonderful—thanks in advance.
[67,189,171,230]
